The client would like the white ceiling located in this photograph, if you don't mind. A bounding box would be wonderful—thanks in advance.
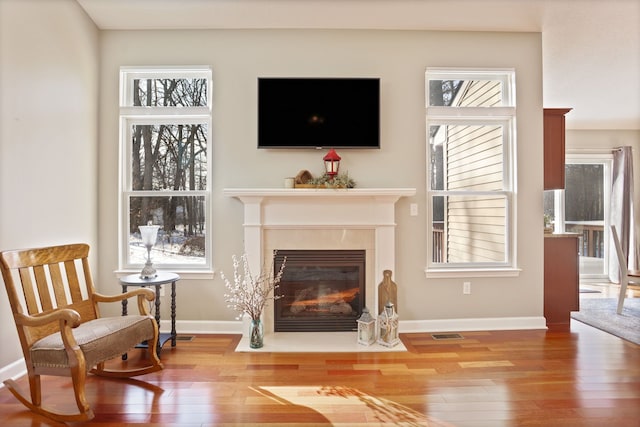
[77,0,640,130]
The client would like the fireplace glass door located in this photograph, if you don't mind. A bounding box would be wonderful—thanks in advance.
[274,250,365,332]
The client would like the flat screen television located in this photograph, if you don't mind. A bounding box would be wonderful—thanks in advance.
[258,77,380,149]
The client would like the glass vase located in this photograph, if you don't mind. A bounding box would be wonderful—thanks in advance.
[249,318,264,349]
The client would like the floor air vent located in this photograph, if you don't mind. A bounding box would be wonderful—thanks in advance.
[431,333,464,340]
[176,335,195,342]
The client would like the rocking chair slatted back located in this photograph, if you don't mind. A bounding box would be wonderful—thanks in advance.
[3,244,99,346]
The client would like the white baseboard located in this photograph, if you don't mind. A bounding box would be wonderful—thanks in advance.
[159,319,243,334]
[0,358,26,389]
[398,316,547,333]
[161,316,547,336]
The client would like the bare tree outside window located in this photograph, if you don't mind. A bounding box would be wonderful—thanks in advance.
[120,68,211,269]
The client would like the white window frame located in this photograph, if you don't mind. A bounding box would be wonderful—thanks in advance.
[118,66,213,275]
[425,68,518,278]
[558,151,613,281]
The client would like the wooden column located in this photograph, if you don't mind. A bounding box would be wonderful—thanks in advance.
[544,234,579,324]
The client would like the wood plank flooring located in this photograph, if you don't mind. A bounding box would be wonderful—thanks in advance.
[0,321,639,426]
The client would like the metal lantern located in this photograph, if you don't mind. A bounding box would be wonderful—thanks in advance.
[323,148,341,179]
[357,307,376,346]
[377,301,400,347]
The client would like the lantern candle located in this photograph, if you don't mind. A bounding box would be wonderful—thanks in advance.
[357,307,376,346]
[377,301,400,347]
[323,148,341,179]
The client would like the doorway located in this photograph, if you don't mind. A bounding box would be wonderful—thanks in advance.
[544,153,613,281]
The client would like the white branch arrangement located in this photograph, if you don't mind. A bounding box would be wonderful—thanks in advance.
[221,253,286,321]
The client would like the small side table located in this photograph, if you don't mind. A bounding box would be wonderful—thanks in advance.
[119,271,180,358]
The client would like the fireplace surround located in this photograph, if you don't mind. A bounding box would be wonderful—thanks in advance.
[224,188,416,335]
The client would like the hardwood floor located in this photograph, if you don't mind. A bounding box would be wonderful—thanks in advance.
[1,320,638,426]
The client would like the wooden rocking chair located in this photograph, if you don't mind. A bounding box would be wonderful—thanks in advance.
[0,243,163,422]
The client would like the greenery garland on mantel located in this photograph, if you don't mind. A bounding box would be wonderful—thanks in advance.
[297,171,356,189]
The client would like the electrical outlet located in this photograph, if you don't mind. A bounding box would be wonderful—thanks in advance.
[463,281,471,294]
[410,203,418,216]
[158,285,165,297]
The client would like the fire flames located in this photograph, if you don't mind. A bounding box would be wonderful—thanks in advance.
[287,287,359,314]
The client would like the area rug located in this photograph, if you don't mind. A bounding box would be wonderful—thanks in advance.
[571,298,640,345]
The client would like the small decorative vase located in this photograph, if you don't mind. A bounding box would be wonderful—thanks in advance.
[378,270,398,315]
[249,318,264,349]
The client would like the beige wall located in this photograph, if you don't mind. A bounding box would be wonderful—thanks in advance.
[98,29,545,323]
[0,2,552,374]
[0,0,99,372]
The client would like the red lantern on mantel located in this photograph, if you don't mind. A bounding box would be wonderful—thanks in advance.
[323,148,341,179]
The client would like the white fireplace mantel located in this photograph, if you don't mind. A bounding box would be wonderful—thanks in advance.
[224,187,416,334]
[223,188,415,227]
[223,187,416,233]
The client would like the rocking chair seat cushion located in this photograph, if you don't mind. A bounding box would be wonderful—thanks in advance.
[30,315,156,371]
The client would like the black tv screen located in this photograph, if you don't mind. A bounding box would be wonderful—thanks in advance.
[258,77,380,149]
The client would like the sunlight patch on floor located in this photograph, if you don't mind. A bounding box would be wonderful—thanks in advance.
[255,385,454,426]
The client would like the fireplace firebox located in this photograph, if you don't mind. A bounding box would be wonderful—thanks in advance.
[273,250,365,332]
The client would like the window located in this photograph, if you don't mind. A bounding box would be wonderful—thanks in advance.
[543,153,612,280]
[119,66,212,272]
[426,68,516,274]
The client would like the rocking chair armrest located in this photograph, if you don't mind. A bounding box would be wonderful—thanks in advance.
[15,310,83,366]
[15,308,81,329]
[93,288,156,316]
[93,288,156,304]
